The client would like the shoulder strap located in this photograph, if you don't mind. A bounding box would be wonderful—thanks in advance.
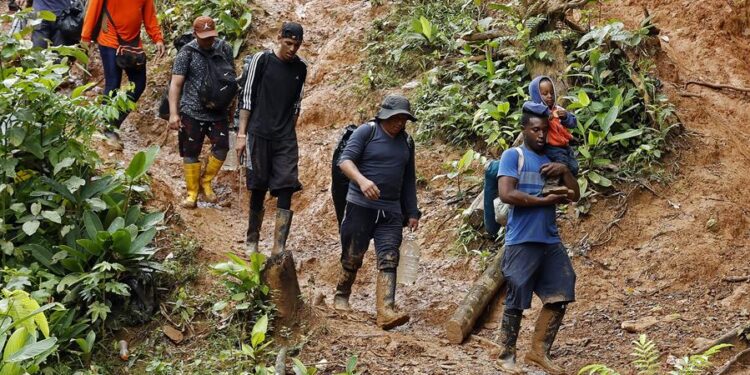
[366,122,377,145]
[514,147,524,175]
[101,0,126,45]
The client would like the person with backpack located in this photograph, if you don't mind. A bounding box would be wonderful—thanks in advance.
[80,0,164,147]
[494,110,579,374]
[235,22,307,255]
[14,0,80,48]
[333,95,421,330]
[167,16,236,209]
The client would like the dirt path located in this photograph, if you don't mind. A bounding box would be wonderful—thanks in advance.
[111,0,750,373]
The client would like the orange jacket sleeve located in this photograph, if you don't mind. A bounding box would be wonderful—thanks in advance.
[142,0,163,44]
[80,0,104,43]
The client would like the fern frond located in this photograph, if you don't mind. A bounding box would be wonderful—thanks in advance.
[523,15,546,31]
[631,334,660,375]
[530,31,563,44]
[578,364,621,375]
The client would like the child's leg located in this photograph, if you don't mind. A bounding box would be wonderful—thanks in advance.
[542,146,574,195]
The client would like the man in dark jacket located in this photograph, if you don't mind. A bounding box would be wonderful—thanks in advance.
[15,0,72,48]
[235,22,307,256]
[334,95,421,330]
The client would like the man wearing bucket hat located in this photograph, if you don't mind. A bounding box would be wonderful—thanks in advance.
[168,16,235,209]
[235,21,307,255]
[333,94,421,330]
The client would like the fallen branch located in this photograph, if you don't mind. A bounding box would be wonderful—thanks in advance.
[685,80,750,93]
[715,347,750,375]
[462,30,505,42]
[695,323,750,354]
[723,275,750,283]
[445,246,506,344]
[275,347,287,375]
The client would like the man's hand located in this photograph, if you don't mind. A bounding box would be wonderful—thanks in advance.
[543,193,570,205]
[358,178,380,200]
[155,41,165,59]
[168,114,181,130]
[407,218,419,231]
[235,135,246,159]
[540,162,569,178]
[80,40,90,50]
[16,0,27,8]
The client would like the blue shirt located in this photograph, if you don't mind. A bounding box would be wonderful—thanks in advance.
[338,122,418,217]
[497,147,560,245]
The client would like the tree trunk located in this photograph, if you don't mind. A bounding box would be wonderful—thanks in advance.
[262,250,304,325]
[445,246,506,344]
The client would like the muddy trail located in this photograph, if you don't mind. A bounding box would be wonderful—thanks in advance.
[102,0,750,373]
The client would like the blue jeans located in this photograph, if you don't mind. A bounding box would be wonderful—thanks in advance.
[99,45,147,128]
[544,145,579,177]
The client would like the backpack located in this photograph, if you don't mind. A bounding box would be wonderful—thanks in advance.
[484,147,525,233]
[193,42,238,112]
[330,122,415,227]
[57,0,84,45]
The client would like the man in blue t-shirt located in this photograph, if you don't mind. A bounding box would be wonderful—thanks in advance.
[495,110,580,374]
[16,0,74,48]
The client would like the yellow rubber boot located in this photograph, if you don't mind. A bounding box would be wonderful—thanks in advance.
[182,163,201,209]
[200,155,224,203]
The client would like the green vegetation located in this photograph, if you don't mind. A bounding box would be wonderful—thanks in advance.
[579,334,731,375]
[0,13,165,371]
[157,0,253,57]
[365,1,681,214]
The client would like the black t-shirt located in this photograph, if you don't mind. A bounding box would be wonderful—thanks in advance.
[239,52,306,140]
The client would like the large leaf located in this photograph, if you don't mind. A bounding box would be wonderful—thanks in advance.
[111,229,132,255]
[22,221,40,236]
[23,244,65,275]
[83,211,103,239]
[125,146,159,182]
[6,337,56,363]
[598,104,620,135]
[2,328,29,361]
[40,177,76,203]
[130,227,156,255]
[80,176,118,200]
[608,128,643,143]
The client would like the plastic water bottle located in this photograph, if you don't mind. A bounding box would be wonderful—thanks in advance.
[222,130,239,171]
[397,231,420,285]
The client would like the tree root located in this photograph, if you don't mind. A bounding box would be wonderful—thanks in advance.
[685,80,750,93]
[723,275,750,283]
[715,348,750,375]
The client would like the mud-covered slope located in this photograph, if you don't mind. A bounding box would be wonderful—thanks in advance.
[113,0,749,373]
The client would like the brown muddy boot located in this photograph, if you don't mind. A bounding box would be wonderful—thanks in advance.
[245,209,264,256]
[334,268,357,311]
[271,208,293,254]
[496,309,523,374]
[375,270,410,330]
[526,304,567,375]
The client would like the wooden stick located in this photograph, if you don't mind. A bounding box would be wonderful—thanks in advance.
[723,275,750,283]
[715,348,750,375]
[685,80,750,93]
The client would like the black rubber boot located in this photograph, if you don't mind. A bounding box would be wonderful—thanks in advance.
[497,308,523,374]
[245,209,264,256]
[526,304,567,375]
[271,208,293,254]
[334,268,358,311]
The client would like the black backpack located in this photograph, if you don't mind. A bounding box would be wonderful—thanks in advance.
[192,42,238,112]
[330,122,415,227]
[57,0,84,45]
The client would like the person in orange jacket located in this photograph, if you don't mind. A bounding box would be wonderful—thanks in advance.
[80,0,165,146]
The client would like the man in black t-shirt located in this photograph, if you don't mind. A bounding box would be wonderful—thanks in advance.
[236,22,307,256]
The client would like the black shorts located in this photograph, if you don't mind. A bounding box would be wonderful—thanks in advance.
[178,114,229,159]
[502,242,576,310]
[245,135,302,195]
